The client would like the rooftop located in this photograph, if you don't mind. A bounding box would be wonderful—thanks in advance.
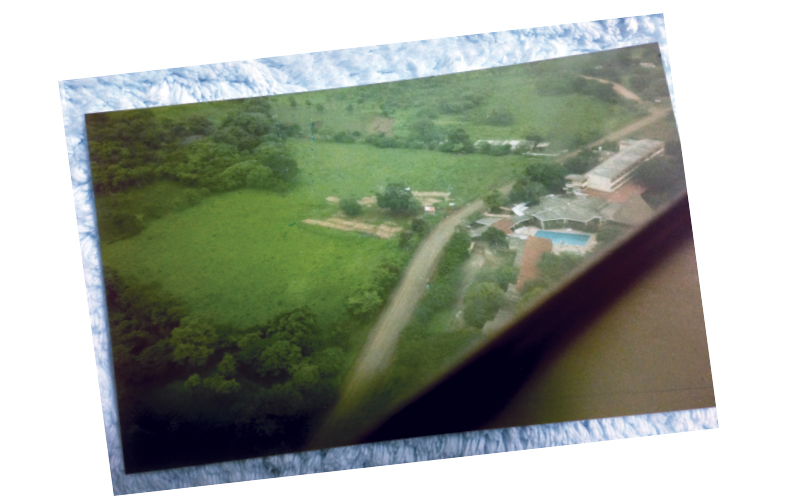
[529,195,606,223]
[515,236,553,292]
[475,217,503,227]
[587,139,664,181]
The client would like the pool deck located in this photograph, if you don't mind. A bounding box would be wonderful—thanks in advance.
[513,227,597,255]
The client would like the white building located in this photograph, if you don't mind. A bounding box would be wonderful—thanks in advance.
[582,139,665,192]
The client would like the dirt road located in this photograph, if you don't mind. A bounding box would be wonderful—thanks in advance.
[310,102,675,446]
[559,105,673,162]
[311,197,487,443]
[582,75,642,102]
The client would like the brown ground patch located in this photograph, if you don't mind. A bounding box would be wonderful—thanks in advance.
[491,218,515,235]
[412,191,450,199]
[302,218,402,239]
[413,191,450,206]
[515,237,553,292]
[582,75,642,102]
[369,116,395,136]
[326,196,340,203]
[347,192,451,208]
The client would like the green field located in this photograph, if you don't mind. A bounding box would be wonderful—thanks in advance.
[100,141,527,329]
[290,140,529,201]
[269,63,640,150]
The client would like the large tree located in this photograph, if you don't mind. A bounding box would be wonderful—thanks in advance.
[169,316,218,367]
[463,282,507,328]
[508,178,548,204]
[482,226,509,248]
[483,190,506,212]
[340,197,362,217]
[377,183,414,212]
[525,161,568,193]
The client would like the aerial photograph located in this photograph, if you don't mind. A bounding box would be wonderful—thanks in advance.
[86,42,687,473]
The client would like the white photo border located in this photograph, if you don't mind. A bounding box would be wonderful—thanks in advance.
[58,13,716,495]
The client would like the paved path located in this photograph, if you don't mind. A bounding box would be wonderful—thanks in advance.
[310,102,674,446]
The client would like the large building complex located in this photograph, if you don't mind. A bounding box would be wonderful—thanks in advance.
[566,139,665,193]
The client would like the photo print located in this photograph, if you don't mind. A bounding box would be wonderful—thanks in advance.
[60,13,716,494]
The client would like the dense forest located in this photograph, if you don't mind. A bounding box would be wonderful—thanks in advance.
[87,98,301,242]
[86,99,299,195]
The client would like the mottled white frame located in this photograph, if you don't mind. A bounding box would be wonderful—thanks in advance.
[58,13,715,495]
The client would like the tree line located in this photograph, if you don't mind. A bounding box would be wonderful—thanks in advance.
[86,98,301,196]
[104,265,349,470]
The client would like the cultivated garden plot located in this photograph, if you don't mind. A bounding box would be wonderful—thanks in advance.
[86,42,688,472]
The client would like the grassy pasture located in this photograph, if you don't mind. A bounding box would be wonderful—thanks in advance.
[269,58,641,151]
[290,139,528,202]
[100,140,525,331]
[101,189,399,330]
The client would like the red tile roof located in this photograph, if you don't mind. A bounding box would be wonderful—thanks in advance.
[583,181,646,203]
[515,236,553,292]
[491,218,515,235]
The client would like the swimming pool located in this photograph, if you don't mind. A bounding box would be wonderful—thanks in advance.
[534,230,591,246]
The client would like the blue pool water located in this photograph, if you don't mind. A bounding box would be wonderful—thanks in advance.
[534,230,591,246]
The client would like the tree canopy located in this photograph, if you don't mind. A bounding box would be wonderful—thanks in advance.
[482,226,509,248]
[483,190,506,212]
[463,282,507,328]
[525,161,568,193]
[377,183,415,212]
[86,99,299,195]
[169,316,218,367]
[340,197,362,217]
[508,178,548,204]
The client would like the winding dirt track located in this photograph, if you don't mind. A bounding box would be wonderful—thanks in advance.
[313,197,488,443]
[582,75,642,102]
[311,100,674,446]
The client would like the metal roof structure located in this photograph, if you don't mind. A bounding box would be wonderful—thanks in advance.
[587,139,664,181]
[529,195,607,223]
[475,217,503,227]
[469,226,490,239]
[511,214,533,225]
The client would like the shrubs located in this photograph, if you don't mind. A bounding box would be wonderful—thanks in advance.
[508,178,548,204]
[377,182,415,213]
[564,150,600,175]
[484,108,514,126]
[340,197,362,217]
[347,290,383,318]
[483,190,506,212]
[410,217,429,236]
[332,131,357,144]
[537,74,620,104]
[365,127,473,155]
[463,282,506,328]
[482,227,509,248]
[87,101,300,197]
[347,255,408,318]
[475,265,517,292]
[525,161,568,193]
